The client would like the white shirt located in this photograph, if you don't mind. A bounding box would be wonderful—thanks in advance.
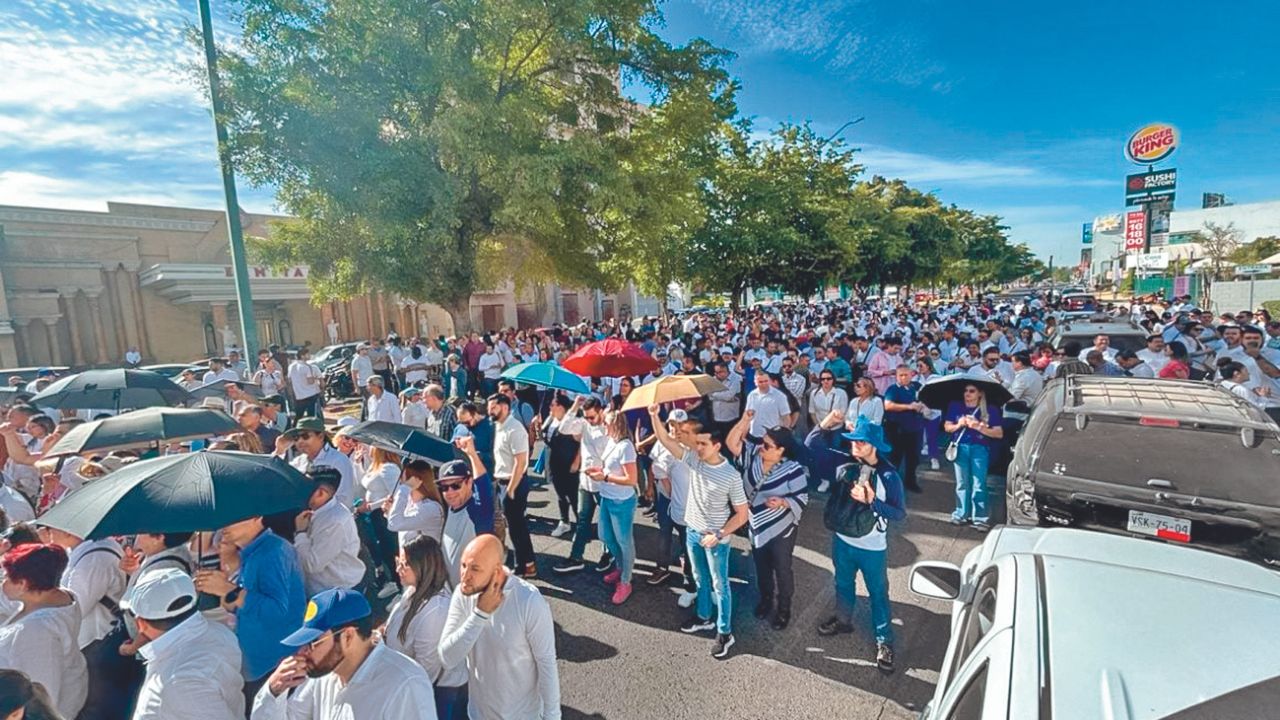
[402,401,429,429]
[294,498,366,596]
[440,574,560,720]
[597,437,637,501]
[707,373,742,423]
[745,387,790,436]
[360,463,400,505]
[1009,367,1045,405]
[291,446,358,509]
[133,613,244,720]
[808,386,848,425]
[492,414,529,480]
[966,361,1015,387]
[288,360,322,400]
[64,538,127,648]
[1078,345,1118,363]
[0,484,35,525]
[203,368,240,385]
[125,350,142,364]
[385,484,445,546]
[848,395,884,425]
[383,588,468,688]
[650,443,690,527]
[0,597,88,719]
[366,390,400,423]
[1137,348,1170,372]
[252,643,437,720]
[1127,362,1156,378]
[577,422,608,493]
[478,352,504,380]
[351,354,374,388]
[254,368,284,397]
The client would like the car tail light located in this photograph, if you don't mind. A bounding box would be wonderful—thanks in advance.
[1139,417,1180,428]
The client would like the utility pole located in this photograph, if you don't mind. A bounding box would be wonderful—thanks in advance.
[196,0,259,361]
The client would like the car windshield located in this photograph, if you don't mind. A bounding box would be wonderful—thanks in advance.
[312,345,343,363]
[1037,417,1280,503]
[1060,333,1147,354]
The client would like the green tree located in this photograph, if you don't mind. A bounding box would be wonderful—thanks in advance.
[215,0,734,331]
[1228,236,1280,265]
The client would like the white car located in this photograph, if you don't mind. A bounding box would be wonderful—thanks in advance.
[910,527,1280,719]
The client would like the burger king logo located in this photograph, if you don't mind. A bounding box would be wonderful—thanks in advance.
[1126,123,1179,165]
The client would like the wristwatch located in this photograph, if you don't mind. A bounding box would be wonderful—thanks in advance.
[224,586,244,604]
[713,530,724,543]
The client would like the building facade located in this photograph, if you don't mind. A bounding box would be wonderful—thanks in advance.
[0,202,657,368]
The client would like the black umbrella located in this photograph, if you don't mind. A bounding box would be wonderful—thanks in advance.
[44,407,239,457]
[918,375,1013,410]
[343,420,463,466]
[30,369,190,413]
[0,387,33,405]
[187,380,265,402]
[36,451,312,539]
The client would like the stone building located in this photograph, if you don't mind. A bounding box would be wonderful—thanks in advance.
[0,201,657,368]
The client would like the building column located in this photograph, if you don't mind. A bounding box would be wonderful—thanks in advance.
[85,295,110,364]
[375,291,388,336]
[362,297,375,340]
[40,318,64,366]
[210,303,230,352]
[59,291,86,366]
[127,271,154,359]
[111,270,137,353]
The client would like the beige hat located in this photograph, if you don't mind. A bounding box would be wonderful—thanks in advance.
[199,397,228,411]
[77,455,127,480]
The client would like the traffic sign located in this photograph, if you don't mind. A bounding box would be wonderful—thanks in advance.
[1235,264,1272,276]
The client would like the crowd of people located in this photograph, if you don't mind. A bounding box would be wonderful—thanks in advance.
[0,288,1277,719]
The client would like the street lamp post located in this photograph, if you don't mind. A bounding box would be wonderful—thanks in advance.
[196,0,259,361]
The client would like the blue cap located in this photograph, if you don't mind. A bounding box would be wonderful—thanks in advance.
[35,367,53,377]
[841,416,892,456]
[281,588,371,646]
[439,459,471,480]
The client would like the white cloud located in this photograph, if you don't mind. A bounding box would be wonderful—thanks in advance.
[856,144,1111,189]
[0,170,277,214]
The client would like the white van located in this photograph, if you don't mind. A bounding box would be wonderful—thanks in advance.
[910,527,1280,719]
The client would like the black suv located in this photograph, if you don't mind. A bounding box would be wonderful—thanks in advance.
[1006,375,1280,567]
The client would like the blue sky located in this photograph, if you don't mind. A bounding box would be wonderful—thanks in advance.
[2,1,1278,265]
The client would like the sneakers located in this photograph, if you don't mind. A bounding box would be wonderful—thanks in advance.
[817,479,830,493]
[973,521,991,533]
[816,616,854,636]
[552,558,586,574]
[517,562,538,579]
[550,521,572,538]
[646,568,675,587]
[680,615,716,634]
[930,457,941,471]
[375,581,399,599]
[677,591,697,608]
[712,633,736,659]
[876,642,895,673]
[771,607,791,631]
[611,582,632,605]
[603,569,621,585]
[949,516,969,526]
[595,553,615,573]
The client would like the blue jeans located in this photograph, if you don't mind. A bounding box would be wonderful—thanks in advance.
[434,683,468,720]
[686,530,733,635]
[831,536,894,645]
[598,494,637,583]
[952,443,990,523]
[568,490,600,561]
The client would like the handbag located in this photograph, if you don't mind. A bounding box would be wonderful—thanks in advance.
[945,407,981,462]
[823,464,880,538]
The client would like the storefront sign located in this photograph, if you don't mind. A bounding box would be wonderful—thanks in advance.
[1126,123,1179,165]
[1236,263,1273,276]
[223,266,310,280]
[1137,253,1169,270]
[1082,222,1093,245]
[1124,210,1147,251]
[1093,214,1123,234]
[1125,169,1177,204]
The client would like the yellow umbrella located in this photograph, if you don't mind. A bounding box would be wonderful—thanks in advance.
[621,374,728,411]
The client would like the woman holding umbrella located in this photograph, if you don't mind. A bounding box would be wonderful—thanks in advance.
[942,383,1004,531]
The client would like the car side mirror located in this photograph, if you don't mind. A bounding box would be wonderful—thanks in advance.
[910,561,963,600]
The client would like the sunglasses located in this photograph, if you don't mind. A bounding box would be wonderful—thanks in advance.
[438,481,467,492]
[964,388,980,394]
[820,376,834,381]
[295,431,317,440]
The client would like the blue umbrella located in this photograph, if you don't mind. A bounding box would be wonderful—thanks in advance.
[500,362,590,395]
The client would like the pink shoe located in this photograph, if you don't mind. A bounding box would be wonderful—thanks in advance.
[603,569,621,585]
[611,582,632,605]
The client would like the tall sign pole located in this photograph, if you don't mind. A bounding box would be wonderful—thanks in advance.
[196,0,258,361]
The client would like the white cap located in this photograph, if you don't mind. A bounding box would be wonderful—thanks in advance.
[119,567,197,620]
[335,416,359,427]
[667,409,689,423]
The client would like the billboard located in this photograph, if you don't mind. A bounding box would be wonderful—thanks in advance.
[1082,222,1093,245]
[1125,169,1177,205]
[1124,210,1147,251]
[1126,123,1179,165]
[1093,214,1123,234]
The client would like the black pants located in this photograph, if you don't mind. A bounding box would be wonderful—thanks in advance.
[502,479,536,568]
[78,632,139,720]
[885,423,922,489]
[549,467,579,524]
[243,676,267,719]
[752,526,798,611]
[294,393,321,419]
[358,509,398,581]
[673,523,697,591]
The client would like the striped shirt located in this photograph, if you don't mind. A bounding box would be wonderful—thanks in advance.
[680,450,748,534]
[741,441,809,548]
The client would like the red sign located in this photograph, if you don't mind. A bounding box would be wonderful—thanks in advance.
[1124,211,1147,251]
[1126,123,1179,165]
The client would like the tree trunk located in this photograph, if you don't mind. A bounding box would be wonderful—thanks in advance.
[442,295,473,337]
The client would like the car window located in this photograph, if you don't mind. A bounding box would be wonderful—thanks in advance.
[948,569,999,679]
[1038,417,1280,501]
[946,661,989,720]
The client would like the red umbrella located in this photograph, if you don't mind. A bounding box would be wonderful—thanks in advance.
[562,339,658,377]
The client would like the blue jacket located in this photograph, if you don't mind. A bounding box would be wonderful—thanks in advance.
[236,529,307,681]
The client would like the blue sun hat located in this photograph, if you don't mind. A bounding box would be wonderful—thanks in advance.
[281,588,371,646]
[841,416,892,456]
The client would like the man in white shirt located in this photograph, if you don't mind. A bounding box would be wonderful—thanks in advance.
[489,394,535,578]
[1136,334,1170,373]
[202,357,240,385]
[744,371,791,438]
[365,377,400,423]
[254,587,437,719]
[440,534,560,720]
[400,387,428,428]
[281,418,357,508]
[288,348,323,419]
[1115,349,1156,378]
[293,467,366,596]
[124,346,142,367]
[1008,351,1045,405]
[122,568,244,720]
[1078,334,1118,363]
[350,344,375,394]
[966,347,1014,387]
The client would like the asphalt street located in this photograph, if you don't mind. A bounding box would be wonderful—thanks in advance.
[520,465,998,720]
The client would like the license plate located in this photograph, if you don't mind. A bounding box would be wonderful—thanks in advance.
[1127,510,1191,543]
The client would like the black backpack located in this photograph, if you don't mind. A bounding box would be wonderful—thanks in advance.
[823,463,881,538]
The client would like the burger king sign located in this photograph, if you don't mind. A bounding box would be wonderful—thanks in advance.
[1126,123,1179,165]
